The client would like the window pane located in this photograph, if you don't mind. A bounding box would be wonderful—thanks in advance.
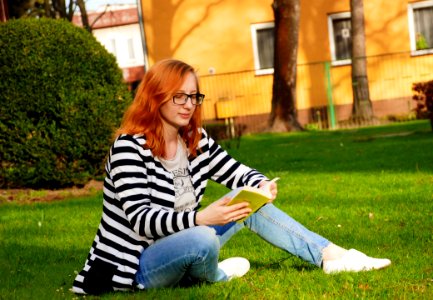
[257,28,274,69]
[414,6,433,50]
[128,38,135,59]
[333,18,352,60]
[108,39,117,57]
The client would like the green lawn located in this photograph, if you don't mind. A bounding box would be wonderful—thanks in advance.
[1,120,432,299]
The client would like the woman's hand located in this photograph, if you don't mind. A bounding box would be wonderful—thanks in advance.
[196,197,252,226]
[259,179,278,203]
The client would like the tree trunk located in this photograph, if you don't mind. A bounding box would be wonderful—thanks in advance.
[350,0,373,121]
[9,0,89,29]
[269,0,303,132]
[44,0,50,17]
[66,0,74,20]
[76,0,91,32]
[58,0,67,18]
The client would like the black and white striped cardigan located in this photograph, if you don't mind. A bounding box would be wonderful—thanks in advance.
[72,129,267,294]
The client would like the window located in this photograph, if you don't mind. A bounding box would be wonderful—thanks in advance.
[127,38,135,60]
[328,12,352,66]
[104,39,117,58]
[251,22,274,75]
[408,0,433,55]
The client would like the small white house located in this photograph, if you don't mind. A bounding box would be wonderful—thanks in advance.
[73,4,145,89]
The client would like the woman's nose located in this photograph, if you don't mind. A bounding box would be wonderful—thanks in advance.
[183,97,194,108]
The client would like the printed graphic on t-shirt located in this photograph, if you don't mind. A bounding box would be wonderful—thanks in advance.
[172,168,196,212]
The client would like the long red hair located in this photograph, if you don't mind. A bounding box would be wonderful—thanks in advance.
[116,59,203,157]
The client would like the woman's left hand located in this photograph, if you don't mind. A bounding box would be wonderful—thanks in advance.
[259,179,278,203]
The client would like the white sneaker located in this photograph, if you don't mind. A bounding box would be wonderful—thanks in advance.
[218,257,250,281]
[323,249,391,274]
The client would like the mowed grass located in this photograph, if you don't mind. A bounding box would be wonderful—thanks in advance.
[1,120,432,299]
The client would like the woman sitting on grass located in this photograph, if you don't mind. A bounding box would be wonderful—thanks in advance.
[72,59,391,295]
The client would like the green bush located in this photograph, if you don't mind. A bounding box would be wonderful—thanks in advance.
[412,80,433,131]
[0,18,132,189]
[203,122,245,149]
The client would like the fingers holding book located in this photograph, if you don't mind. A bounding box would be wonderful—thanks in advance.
[224,197,252,223]
[197,178,280,226]
[259,177,280,202]
[195,196,252,226]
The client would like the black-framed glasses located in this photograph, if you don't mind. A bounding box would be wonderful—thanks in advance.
[172,93,205,105]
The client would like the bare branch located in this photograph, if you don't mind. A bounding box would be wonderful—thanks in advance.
[90,4,110,30]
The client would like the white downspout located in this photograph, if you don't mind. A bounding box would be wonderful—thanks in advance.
[136,0,149,71]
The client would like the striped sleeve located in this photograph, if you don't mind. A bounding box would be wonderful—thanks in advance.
[109,135,196,239]
[203,131,267,189]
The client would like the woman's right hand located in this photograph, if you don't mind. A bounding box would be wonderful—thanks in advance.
[195,197,251,226]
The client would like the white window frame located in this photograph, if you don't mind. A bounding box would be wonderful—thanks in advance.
[251,22,274,75]
[103,38,117,58]
[127,38,136,60]
[327,12,352,66]
[408,0,433,56]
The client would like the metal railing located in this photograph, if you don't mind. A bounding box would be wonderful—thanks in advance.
[199,51,433,134]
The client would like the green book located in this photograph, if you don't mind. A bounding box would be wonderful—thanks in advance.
[226,178,279,222]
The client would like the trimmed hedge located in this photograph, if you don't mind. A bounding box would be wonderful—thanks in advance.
[0,18,132,189]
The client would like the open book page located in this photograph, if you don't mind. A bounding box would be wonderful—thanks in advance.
[226,177,280,222]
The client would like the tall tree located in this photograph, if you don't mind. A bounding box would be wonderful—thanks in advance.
[75,0,90,32]
[8,0,91,32]
[7,0,34,18]
[269,0,303,132]
[350,0,373,120]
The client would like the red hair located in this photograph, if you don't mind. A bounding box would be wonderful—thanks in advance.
[116,59,202,157]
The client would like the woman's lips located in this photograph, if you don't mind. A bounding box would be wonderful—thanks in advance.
[179,113,191,119]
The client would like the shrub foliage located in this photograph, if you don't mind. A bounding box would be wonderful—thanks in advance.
[412,80,433,131]
[0,18,132,189]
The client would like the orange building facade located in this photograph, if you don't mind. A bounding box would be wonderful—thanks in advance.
[140,0,433,127]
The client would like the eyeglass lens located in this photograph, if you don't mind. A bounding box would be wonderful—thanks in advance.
[173,93,205,105]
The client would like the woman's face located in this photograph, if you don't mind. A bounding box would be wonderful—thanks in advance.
[160,72,197,133]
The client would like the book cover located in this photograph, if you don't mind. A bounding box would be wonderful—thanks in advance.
[226,178,279,222]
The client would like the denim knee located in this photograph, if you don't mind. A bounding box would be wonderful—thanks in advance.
[135,226,222,288]
[189,226,220,258]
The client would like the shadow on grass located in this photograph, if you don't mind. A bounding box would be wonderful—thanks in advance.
[249,257,316,272]
[1,242,88,299]
[229,123,433,174]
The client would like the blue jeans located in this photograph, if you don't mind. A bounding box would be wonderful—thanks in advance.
[135,204,330,289]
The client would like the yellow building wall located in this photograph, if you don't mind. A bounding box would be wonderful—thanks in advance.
[141,0,433,121]
[142,0,272,74]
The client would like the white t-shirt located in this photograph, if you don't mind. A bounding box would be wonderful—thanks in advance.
[159,138,197,212]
